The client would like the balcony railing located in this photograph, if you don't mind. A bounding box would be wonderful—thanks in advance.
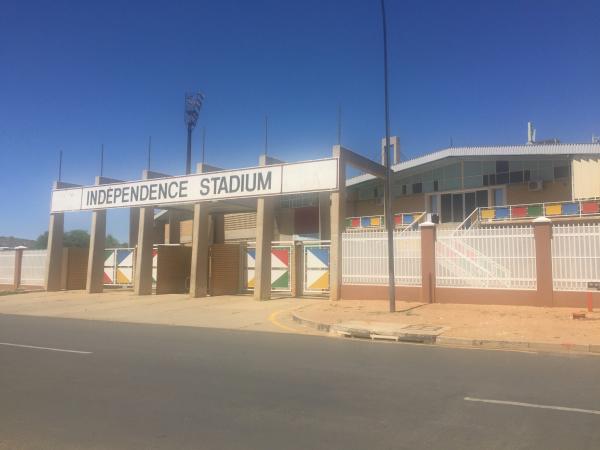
[345,212,426,231]
[478,198,600,222]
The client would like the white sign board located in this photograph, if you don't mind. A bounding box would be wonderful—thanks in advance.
[51,158,339,212]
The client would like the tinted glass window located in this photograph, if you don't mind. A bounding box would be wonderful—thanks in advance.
[509,171,524,183]
[496,161,509,173]
[554,165,570,179]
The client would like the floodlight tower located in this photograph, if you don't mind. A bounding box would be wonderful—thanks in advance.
[184,92,205,174]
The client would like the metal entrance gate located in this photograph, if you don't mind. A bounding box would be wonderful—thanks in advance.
[245,242,293,292]
[103,248,135,286]
[303,241,330,294]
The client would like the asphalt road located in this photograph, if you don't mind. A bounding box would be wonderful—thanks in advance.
[1,314,600,450]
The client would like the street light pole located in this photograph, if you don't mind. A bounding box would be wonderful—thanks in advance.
[380,0,396,312]
[184,92,205,175]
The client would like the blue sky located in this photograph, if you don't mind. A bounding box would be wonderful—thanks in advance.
[1,0,599,241]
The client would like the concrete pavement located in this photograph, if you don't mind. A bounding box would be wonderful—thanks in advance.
[0,290,322,333]
[1,313,600,449]
[290,299,600,353]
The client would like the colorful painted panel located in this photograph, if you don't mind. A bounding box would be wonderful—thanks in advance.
[582,201,600,214]
[246,247,256,289]
[304,245,330,292]
[104,248,135,286]
[562,202,579,216]
[152,248,158,284]
[545,204,562,216]
[103,250,115,284]
[511,206,528,218]
[527,204,543,218]
[115,249,134,284]
[495,207,510,219]
[480,208,495,220]
[271,246,291,290]
[245,245,291,291]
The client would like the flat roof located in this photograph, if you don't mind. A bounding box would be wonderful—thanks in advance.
[347,142,600,187]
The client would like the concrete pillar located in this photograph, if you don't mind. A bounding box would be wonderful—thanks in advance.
[420,222,436,303]
[134,206,154,295]
[254,154,275,301]
[329,146,345,301]
[129,208,139,247]
[168,212,180,244]
[318,192,331,240]
[212,213,225,244]
[60,248,68,290]
[86,208,106,293]
[533,217,554,307]
[190,203,210,298]
[13,247,23,289]
[291,242,304,298]
[45,212,64,291]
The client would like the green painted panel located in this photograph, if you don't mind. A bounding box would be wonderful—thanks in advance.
[527,204,543,217]
[271,271,289,289]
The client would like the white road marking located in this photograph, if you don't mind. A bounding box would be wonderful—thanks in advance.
[464,397,600,416]
[0,342,92,354]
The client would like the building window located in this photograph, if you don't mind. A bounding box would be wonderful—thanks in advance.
[509,171,524,183]
[493,188,505,206]
[402,185,407,195]
[496,161,509,173]
[554,165,570,179]
[412,182,422,194]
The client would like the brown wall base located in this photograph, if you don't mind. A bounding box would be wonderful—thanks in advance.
[341,284,420,302]
[341,284,600,308]
[554,290,600,308]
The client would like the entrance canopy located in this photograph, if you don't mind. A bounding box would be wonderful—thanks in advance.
[51,158,339,213]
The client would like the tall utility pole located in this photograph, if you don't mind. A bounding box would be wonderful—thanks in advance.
[337,104,342,145]
[380,0,396,313]
[184,92,205,174]
[58,150,63,181]
[100,144,104,176]
[201,127,206,165]
[147,136,152,170]
[264,115,268,156]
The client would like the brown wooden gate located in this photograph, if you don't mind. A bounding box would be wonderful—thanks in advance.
[209,244,241,296]
[155,245,192,294]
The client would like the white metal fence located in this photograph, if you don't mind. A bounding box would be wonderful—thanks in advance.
[436,226,537,289]
[0,251,16,284]
[552,224,600,291]
[20,250,47,286]
[342,230,421,286]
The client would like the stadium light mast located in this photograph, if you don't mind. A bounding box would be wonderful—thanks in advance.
[184,92,205,174]
[380,0,396,312]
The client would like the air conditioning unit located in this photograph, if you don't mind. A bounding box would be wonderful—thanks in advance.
[528,180,543,191]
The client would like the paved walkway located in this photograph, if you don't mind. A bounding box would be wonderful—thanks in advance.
[292,300,600,350]
[0,290,323,333]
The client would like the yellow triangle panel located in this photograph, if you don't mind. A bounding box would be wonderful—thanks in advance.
[309,271,329,290]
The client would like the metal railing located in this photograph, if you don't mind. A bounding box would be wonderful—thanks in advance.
[552,223,600,291]
[345,212,426,231]
[20,250,47,286]
[0,250,16,284]
[342,229,421,286]
[478,198,600,223]
[436,225,536,289]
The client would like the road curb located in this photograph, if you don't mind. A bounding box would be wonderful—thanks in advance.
[291,311,600,355]
[291,311,331,332]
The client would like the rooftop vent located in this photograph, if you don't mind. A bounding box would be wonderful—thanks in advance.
[527,122,536,145]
